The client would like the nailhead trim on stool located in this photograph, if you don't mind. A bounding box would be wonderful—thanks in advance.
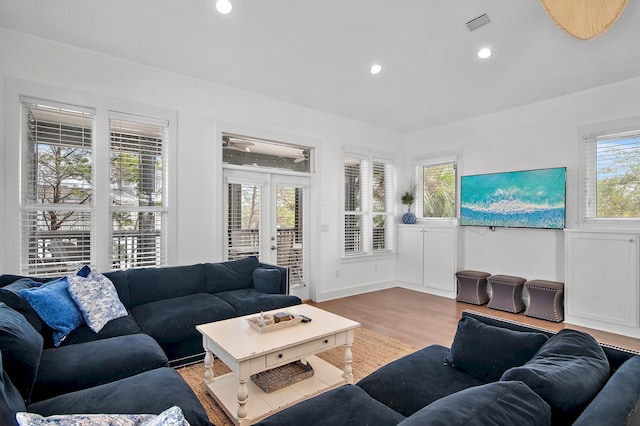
[487,275,526,313]
[525,280,564,322]
[455,270,491,305]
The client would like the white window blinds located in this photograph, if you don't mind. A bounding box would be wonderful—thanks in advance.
[343,150,395,257]
[582,129,640,221]
[20,98,95,275]
[227,181,262,260]
[110,113,168,269]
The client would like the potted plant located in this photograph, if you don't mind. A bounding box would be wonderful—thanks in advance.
[401,181,417,224]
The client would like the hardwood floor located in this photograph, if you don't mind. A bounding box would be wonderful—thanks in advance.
[311,287,640,353]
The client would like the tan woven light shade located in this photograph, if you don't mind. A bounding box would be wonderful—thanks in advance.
[541,0,630,40]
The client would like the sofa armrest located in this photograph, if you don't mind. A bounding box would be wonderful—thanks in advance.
[258,262,290,294]
[573,355,640,425]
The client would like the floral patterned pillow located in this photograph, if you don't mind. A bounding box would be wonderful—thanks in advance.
[16,406,190,426]
[66,268,128,333]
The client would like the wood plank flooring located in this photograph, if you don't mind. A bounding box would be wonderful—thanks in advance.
[311,287,640,353]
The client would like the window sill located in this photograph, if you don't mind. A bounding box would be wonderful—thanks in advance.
[341,251,396,263]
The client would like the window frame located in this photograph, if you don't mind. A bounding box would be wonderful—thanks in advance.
[414,155,459,222]
[7,80,176,276]
[342,147,396,259]
[579,117,640,227]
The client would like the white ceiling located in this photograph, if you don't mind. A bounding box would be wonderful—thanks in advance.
[2,0,640,134]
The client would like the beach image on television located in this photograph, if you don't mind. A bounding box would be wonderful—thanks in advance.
[460,167,566,229]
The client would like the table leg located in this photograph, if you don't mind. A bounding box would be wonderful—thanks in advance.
[203,349,214,384]
[237,377,249,422]
[343,342,354,384]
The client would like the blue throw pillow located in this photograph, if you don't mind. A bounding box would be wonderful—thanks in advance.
[397,381,551,426]
[19,277,85,347]
[501,329,610,424]
[445,316,548,381]
[253,268,281,294]
[0,303,43,403]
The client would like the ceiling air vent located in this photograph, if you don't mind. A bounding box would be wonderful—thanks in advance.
[466,13,491,31]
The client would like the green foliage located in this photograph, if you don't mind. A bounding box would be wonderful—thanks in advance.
[423,163,456,217]
[401,180,416,205]
[596,141,640,218]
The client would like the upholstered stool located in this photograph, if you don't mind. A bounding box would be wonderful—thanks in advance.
[455,270,491,305]
[525,280,564,322]
[487,275,526,313]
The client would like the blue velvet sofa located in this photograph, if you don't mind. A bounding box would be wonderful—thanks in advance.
[0,256,301,425]
[258,311,640,426]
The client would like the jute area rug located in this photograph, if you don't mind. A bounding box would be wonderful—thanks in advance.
[177,328,418,426]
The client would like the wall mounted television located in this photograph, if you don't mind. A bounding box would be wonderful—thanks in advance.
[460,167,566,230]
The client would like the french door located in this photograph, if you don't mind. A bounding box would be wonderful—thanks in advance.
[224,169,309,288]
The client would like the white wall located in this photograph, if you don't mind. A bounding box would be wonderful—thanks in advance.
[0,28,400,301]
[405,75,640,282]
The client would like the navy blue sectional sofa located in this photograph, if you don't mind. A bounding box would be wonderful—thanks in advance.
[0,256,301,425]
[258,311,640,426]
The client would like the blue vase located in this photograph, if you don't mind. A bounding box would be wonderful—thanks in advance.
[402,207,416,224]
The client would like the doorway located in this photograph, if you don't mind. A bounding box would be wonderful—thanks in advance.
[224,169,309,288]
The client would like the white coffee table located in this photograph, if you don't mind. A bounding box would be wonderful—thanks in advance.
[196,304,360,425]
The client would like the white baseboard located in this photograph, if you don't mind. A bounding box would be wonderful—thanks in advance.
[315,280,396,302]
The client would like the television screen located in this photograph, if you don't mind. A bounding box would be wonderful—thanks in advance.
[460,167,566,229]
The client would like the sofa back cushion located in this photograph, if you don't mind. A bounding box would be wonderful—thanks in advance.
[445,316,548,381]
[397,381,551,426]
[102,269,131,307]
[205,256,259,293]
[0,303,43,403]
[0,279,53,341]
[501,329,610,425]
[126,264,206,308]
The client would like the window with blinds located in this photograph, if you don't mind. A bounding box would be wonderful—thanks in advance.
[110,114,168,269]
[20,98,95,275]
[343,150,395,257]
[344,155,367,254]
[227,182,261,260]
[416,160,457,218]
[582,129,640,221]
[276,184,308,287]
[372,159,394,251]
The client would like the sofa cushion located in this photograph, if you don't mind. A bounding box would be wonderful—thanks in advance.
[216,288,301,316]
[501,329,610,424]
[126,263,206,308]
[398,381,551,426]
[16,405,189,426]
[253,267,281,294]
[0,353,27,426]
[445,316,548,381]
[131,293,235,344]
[0,280,52,342]
[0,303,43,403]
[204,256,259,293]
[60,314,142,346]
[256,384,406,426]
[573,355,640,426]
[358,344,485,417]
[26,368,211,426]
[19,277,85,347]
[32,334,168,402]
[67,269,128,332]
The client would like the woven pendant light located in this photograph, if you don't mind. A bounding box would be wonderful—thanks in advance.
[541,0,629,40]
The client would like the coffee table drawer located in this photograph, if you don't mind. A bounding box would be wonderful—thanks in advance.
[266,335,336,367]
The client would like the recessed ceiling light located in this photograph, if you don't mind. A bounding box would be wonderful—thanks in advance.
[477,48,492,59]
[216,0,232,14]
[370,64,382,75]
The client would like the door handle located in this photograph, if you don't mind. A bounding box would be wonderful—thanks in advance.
[271,246,277,250]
